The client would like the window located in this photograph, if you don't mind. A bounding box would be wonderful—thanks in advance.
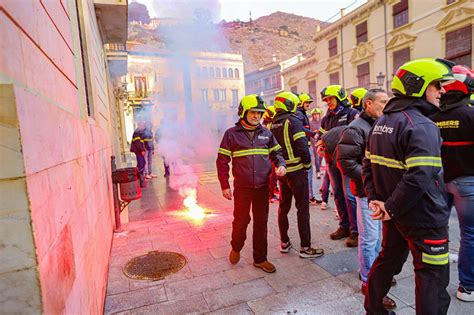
[356,21,368,44]
[213,89,226,101]
[276,75,282,88]
[202,67,208,77]
[329,72,339,85]
[271,76,276,88]
[209,67,214,78]
[232,89,239,106]
[201,89,208,103]
[229,68,234,78]
[235,68,240,78]
[393,0,408,29]
[308,80,316,98]
[223,68,227,78]
[357,62,370,87]
[134,76,147,97]
[75,1,93,116]
[291,86,298,93]
[328,37,337,57]
[393,47,410,74]
[196,67,201,77]
[264,78,271,90]
[216,67,221,78]
[446,25,472,67]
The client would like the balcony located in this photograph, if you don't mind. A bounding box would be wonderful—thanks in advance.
[105,43,128,77]
[94,0,128,44]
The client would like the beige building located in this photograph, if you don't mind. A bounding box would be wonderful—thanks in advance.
[282,0,473,104]
[125,46,246,135]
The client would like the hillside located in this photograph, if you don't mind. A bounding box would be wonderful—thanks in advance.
[128,11,329,73]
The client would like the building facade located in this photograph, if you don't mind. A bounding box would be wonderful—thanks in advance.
[245,61,283,106]
[0,0,127,313]
[125,47,246,135]
[282,0,473,104]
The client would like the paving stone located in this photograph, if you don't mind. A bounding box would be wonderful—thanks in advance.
[104,285,167,314]
[247,277,353,314]
[396,306,416,315]
[130,294,209,315]
[206,303,254,315]
[388,276,415,306]
[164,272,232,301]
[312,247,359,276]
[224,264,264,284]
[264,262,331,293]
[106,265,130,296]
[187,257,234,277]
[203,278,274,311]
[294,295,365,315]
[128,265,194,291]
[208,245,230,259]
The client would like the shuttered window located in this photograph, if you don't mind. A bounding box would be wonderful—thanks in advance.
[445,25,472,67]
[356,21,368,44]
[357,62,370,87]
[393,47,410,74]
[393,0,409,28]
[308,80,317,98]
[329,72,339,85]
[329,37,338,57]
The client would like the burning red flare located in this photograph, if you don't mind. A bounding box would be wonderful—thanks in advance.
[183,188,206,220]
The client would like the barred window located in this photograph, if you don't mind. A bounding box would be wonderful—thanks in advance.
[329,72,339,85]
[329,37,338,57]
[357,62,370,87]
[356,21,368,44]
[393,47,410,74]
[308,80,316,98]
[445,25,472,67]
[393,0,408,29]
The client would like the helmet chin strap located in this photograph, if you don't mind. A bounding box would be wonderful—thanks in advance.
[241,115,259,130]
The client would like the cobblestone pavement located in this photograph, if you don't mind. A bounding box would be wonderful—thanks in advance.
[105,161,469,314]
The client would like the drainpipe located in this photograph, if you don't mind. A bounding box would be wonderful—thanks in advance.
[383,0,389,92]
[340,9,345,87]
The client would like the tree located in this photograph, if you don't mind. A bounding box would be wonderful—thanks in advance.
[129,2,150,24]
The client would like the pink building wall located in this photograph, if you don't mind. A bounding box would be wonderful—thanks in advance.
[0,1,122,313]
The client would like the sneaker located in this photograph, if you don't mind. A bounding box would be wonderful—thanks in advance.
[229,249,240,265]
[345,232,359,247]
[317,172,321,179]
[145,174,152,179]
[269,196,279,203]
[299,247,324,258]
[150,173,158,178]
[253,261,276,273]
[309,197,322,205]
[280,241,292,253]
[330,228,350,240]
[457,286,474,302]
[321,202,328,210]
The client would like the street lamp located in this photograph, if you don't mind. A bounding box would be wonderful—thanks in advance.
[376,72,386,87]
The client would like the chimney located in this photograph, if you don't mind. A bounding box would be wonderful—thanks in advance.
[315,24,321,33]
[340,8,346,17]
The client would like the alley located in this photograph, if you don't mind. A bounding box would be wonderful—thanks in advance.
[104,160,468,314]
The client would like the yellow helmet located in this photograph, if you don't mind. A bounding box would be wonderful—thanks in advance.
[392,58,455,97]
[349,88,367,108]
[310,108,323,115]
[262,105,276,121]
[320,85,348,102]
[237,94,266,118]
[298,93,314,107]
[274,91,300,113]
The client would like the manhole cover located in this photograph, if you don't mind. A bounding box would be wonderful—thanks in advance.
[123,251,187,280]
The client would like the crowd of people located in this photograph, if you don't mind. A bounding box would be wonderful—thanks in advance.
[216,58,473,314]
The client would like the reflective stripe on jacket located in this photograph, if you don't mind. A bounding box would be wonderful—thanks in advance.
[270,112,311,173]
[362,97,449,228]
[216,122,285,190]
[130,129,145,153]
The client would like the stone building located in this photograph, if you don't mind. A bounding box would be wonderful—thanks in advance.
[0,0,128,313]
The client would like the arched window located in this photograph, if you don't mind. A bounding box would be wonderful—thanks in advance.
[222,67,227,78]
[229,68,234,78]
[235,68,240,78]
[216,67,221,77]
[209,67,214,78]
[202,67,208,77]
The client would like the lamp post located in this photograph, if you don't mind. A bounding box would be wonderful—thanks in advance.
[376,72,386,87]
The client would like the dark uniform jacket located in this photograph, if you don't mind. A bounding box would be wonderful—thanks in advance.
[270,112,312,173]
[216,122,285,190]
[319,105,359,135]
[294,107,316,143]
[130,129,145,154]
[337,111,375,197]
[362,97,450,228]
[142,128,155,151]
[430,92,474,183]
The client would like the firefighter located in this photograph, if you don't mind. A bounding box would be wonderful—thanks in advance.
[295,93,322,205]
[349,87,368,112]
[262,105,279,203]
[362,58,454,314]
[130,121,146,187]
[319,85,359,245]
[270,91,324,258]
[262,105,276,128]
[217,94,286,273]
[143,121,157,179]
[336,88,396,310]
[430,65,474,302]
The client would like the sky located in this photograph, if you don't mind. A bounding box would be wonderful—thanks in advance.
[136,0,368,23]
